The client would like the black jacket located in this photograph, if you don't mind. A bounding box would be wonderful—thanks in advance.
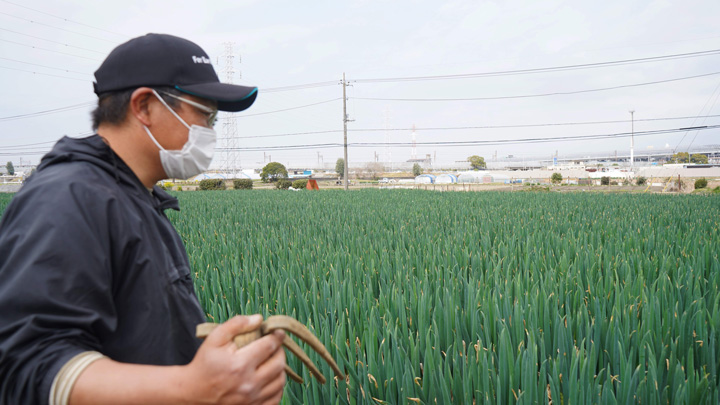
[0,135,206,404]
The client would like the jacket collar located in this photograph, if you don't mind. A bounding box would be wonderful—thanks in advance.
[39,135,181,212]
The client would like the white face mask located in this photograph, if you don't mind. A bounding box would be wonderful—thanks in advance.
[143,90,217,180]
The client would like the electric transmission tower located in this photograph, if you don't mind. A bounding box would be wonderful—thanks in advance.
[411,124,417,160]
[218,42,241,176]
[384,107,392,170]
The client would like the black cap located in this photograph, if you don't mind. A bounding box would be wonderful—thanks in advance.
[93,33,257,112]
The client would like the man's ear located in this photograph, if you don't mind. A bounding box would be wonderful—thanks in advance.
[129,87,154,126]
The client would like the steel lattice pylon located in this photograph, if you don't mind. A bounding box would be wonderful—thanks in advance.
[218,42,241,176]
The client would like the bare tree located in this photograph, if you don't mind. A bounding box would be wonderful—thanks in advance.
[363,162,384,180]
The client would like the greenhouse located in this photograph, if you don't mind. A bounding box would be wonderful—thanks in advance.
[457,172,479,183]
[457,171,488,183]
[191,173,228,181]
[435,174,458,184]
[191,172,252,182]
[490,173,510,183]
[414,174,436,184]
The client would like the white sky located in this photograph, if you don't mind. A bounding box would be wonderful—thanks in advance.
[1,0,720,169]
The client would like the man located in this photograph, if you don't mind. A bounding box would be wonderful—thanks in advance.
[0,34,286,404]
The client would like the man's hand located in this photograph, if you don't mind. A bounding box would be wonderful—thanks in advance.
[182,314,287,404]
[68,315,286,405]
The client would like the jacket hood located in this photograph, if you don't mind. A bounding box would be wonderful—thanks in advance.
[36,135,179,210]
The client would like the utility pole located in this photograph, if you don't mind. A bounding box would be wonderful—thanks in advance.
[629,110,635,167]
[342,73,349,190]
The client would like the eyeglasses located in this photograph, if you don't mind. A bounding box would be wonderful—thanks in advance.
[160,91,218,127]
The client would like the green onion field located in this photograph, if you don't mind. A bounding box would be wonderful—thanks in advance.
[169,190,719,404]
[2,190,719,403]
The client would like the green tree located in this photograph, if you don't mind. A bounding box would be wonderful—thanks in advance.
[467,155,486,170]
[260,162,288,183]
[690,154,708,164]
[335,158,345,178]
[670,152,689,163]
[412,163,423,176]
[695,178,708,189]
[550,172,562,184]
[6,161,14,176]
[198,179,226,190]
[636,176,647,186]
[233,179,253,189]
[601,176,610,186]
[292,179,308,189]
[275,179,292,189]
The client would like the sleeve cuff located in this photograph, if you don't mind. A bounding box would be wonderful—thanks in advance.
[49,351,107,405]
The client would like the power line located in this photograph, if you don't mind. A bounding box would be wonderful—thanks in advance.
[0,141,57,149]
[0,97,340,124]
[0,11,118,43]
[220,98,341,119]
[669,80,720,156]
[0,96,340,124]
[6,125,718,157]
[353,71,720,102]
[218,113,720,140]
[0,65,88,82]
[0,151,49,156]
[5,110,719,149]
[0,28,107,54]
[353,48,720,83]
[686,82,720,154]
[0,132,93,155]
[0,57,90,76]
[347,113,720,132]
[655,80,720,190]
[237,130,341,139]
[261,81,339,93]
[0,0,128,38]
[0,102,94,121]
[217,124,720,151]
[350,126,720,146]
[219,143,341,151]
[0,147,54,153]
[0,130,342,150]
[0,38,103,61]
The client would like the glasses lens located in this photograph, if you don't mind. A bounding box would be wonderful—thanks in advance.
[208,111,218,127]
[160,91,217,127]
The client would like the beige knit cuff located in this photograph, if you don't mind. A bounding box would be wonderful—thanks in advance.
[49,351,107,405]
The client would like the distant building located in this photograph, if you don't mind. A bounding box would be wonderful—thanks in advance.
[406,154,432,166]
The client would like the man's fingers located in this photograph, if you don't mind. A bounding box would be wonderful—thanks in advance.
[262,390,284,405]
[237,331,286,370]
[252,344,286,387]
[257,368,286,404]
[204,314,263,347]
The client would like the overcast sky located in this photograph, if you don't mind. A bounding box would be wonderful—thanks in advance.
[1,0,720,170]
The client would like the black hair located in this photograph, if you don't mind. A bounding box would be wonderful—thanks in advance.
[90,87,182,131]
